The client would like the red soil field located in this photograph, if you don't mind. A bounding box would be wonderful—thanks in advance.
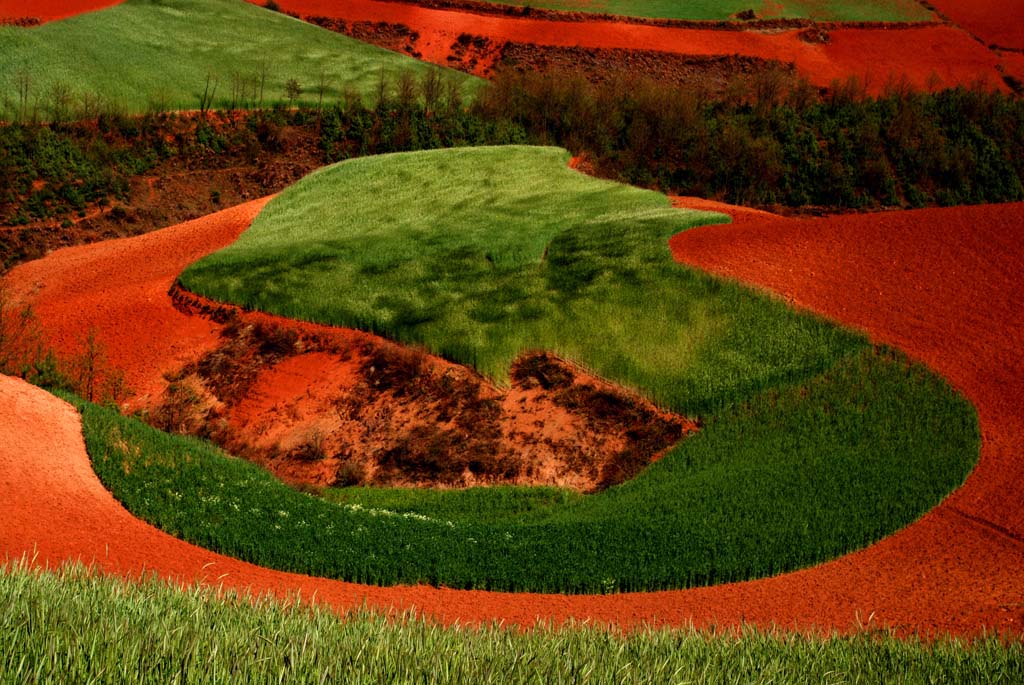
[256,0,1008,92]
[925,0,1024,50]
[0,0,120,22]
[2,197,1023,638]
[1000,51,1024,86]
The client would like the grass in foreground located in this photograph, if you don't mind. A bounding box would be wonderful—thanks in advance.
[474,0,932,22]
[2,560,1020,685]
[0,0,478,118]
[73,342,977,593]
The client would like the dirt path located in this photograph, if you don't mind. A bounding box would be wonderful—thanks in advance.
[258,0,1008,92]
[2,196,1023,637]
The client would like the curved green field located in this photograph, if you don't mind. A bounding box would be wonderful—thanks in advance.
[466,0,933,22]
[75,145,982,593]
[78,346,977,592]
[0,0,478,117]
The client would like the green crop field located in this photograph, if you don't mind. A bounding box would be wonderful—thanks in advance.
[78,146,979,593]
[76,345,978,592]
[475,0,933,22]
[182,146,860,413]
[5,561,1019,685]
[0,0,478,118]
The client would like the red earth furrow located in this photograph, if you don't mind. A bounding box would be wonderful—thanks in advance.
[2,197,1023,637]
[924,0,1024,51]
[0,0,120,22]
[254,0,1008,92]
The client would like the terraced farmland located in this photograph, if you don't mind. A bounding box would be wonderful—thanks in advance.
[128,145,979,592]
[0,0,1021,678]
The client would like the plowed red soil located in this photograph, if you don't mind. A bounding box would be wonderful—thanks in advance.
[257,0,1008,92]
[3,199,270,406]
[0,0,119,22]
[925,0,1024,50]
[2,197,1023,637]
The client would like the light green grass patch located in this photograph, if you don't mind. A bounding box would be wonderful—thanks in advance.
[182,146,861,413]
[0,0,479,116]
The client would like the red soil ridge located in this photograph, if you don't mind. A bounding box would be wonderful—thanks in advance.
[255,0,1009,92]
[0,0,120,23]
[2,196,1023,637]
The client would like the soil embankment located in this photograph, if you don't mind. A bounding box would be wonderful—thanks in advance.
[2,198,1022,637]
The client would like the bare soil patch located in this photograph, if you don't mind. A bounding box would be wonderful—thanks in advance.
[469,41,791,90]
[157,285,694,492]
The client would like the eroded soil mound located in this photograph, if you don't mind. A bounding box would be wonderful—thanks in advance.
[158,286,693,492]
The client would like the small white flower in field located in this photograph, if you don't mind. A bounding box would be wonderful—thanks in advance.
[278,510,289,518]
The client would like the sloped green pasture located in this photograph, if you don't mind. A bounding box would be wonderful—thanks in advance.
[0,0,478,117]
[181,146,859,414]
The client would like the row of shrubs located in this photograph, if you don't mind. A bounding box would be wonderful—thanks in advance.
[4,67,1022,250]
[472,67,1024,208]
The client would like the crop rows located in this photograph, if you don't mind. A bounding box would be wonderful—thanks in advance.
[5,559,1019,684]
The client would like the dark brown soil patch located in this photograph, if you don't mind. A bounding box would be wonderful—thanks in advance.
[490,44,792,91]
[162,285,695,492]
